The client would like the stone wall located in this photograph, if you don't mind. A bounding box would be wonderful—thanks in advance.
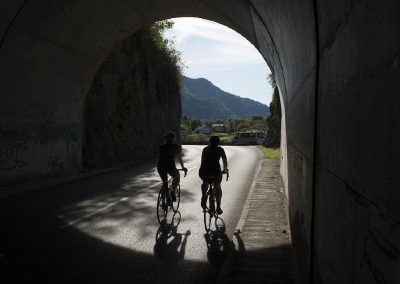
[83,28,181,169]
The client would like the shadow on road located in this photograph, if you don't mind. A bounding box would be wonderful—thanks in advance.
[0,160,207,283]
[204,218,234,270]
[154,213,191,262]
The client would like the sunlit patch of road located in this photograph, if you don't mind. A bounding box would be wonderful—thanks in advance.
[55,145,262,272]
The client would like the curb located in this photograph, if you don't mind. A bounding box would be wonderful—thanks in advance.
[216,154,264,284]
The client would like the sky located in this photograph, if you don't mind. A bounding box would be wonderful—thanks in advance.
[163,17,273,105]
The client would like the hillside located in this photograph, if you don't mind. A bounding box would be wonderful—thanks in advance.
[180,76,269,120]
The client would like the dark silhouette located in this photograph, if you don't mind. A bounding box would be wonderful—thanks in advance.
[154,212,190,262]
[203,218,234,269]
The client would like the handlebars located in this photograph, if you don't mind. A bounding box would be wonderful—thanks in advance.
[179,168,188,177]
[180,168,229,180]
[223,169,229,181]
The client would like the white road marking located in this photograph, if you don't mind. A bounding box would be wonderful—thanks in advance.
[60,197,129,229]
[60,166,198,229]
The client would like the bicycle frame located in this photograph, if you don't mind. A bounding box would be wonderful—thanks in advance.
[203,171,229,232]
[157,168,187,225]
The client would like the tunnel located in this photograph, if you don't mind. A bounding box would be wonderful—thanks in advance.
[1,1,399,283]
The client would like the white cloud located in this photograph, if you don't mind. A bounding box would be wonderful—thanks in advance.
[163,17,272,104]
[164,17,265,72]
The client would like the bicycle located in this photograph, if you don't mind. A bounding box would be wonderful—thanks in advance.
[157,168,187,224]
[203,170,229,232]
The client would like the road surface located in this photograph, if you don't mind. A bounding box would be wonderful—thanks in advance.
[0,145,262,283]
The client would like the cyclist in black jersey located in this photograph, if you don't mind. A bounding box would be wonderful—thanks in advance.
[199,135,228,215]
[157,131,187,206]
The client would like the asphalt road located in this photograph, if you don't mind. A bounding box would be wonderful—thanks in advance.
[0,145,262,283]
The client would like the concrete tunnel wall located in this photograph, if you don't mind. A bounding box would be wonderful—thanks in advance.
[0,1,399,283]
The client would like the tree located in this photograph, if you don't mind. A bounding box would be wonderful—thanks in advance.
[265,73,282,147]
[189,118,202,130]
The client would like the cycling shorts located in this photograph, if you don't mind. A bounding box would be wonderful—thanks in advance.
[157,166,179,183]
[199,167,222,184]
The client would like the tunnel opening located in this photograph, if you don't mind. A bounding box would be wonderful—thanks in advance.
[78,16,292,281]
[82,17,279,170]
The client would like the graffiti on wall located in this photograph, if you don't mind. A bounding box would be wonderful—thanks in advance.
[0,142,28,170]
[0,121,80,173]
[48,150,64,173]
[63,124,79,154]
[0,123,30,171]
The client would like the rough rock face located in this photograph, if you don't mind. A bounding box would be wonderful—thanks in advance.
[83,29,181,169]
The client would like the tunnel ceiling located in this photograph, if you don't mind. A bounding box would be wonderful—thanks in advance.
[0,1,266,121]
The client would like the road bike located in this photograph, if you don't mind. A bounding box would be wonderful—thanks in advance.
[203,170,229,232]
[157,168,187,224]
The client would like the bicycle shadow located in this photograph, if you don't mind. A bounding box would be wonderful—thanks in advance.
[153,211,191,262]
[204,217,234,269]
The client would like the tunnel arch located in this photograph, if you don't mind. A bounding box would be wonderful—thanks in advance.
[1,1,315,279]
[1,0,303,198]
[0,1,315,282]
[2,1,399,284]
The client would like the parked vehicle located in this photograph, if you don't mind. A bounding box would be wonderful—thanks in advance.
[232,131,266,145]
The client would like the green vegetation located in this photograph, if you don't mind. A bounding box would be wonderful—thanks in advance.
[148,20,185,86]
[257,146,281,159]
[217,133,235,143]
[265,73,282,147]
[180,115,267,144]
[179,72,282,148]
[83,20,184,169]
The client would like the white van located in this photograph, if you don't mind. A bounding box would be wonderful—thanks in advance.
[233,132,266,145]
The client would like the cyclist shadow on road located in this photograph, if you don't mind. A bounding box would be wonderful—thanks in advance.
[204,218,234,270]
[153,211,191,262]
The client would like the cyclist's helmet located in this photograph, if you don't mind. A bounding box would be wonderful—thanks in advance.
[164,131,176,141]
[209,135,220,146]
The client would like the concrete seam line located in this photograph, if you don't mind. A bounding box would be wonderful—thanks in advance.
[310,0,322,283]
[216,154,264,283]
[0,0,30,50]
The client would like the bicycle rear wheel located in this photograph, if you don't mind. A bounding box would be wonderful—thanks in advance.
[203,207,212,232]
[156,187,167,224]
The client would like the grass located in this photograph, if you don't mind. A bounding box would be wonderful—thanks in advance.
[257,145,281,159]
[212,133,234,143]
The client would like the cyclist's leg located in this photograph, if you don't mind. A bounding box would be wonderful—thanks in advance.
[214,184,222,207]
[157,167,169,207]
[168,168,180,202]
[201,181,209,208]
[214,173,223,214]
[170,168,180,190]
[199,168,208,208]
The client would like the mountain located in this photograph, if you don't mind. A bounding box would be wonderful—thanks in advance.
[180,76,269,120]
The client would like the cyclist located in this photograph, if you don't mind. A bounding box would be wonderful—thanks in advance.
[157,131,187,208]
[199,135,228,215]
